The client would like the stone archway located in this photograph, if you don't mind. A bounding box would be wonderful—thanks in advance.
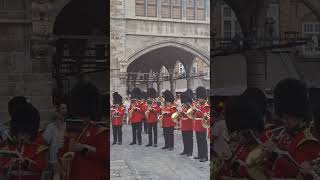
[125,40,210,72]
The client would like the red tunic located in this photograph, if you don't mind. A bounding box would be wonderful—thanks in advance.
[111,106,125,126]
[217,144,254,179]
[129,101,146,123]
[270,130,320,178]
[58,123,107,180]
[162,106,176,128]
[193,105,209,132]
[0,134,48,180]
[180,107,193,131]
[146,102,161,123]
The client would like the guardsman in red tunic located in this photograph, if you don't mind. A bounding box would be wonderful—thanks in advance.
[128,88,146,145]
[111,92,125,145]
[193,87,209,162]
[262,79,320,179]
[58,81,107,180]
[161,90,177,151]
[215,96,265,179]
[145,88,161,147]
[0,97,48,180]
[178,91,194,156]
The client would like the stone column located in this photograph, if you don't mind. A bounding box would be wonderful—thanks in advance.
[30,0,55,125]
[186,73,193,90]
[245,50,266,90]
[168,68,176,96]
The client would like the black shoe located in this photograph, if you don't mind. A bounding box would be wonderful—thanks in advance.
[118,142,122,145]
[145,144,152,147]
[138,142,142,145]
[112,142,116,145]
[161,146,168,149]
[180,152,186,155]
[187,153,192,156]
[168,147,173,151]
[129,142,136,145]
[194,156,201,159]
[200,158,208,162]
[154,144,157,147]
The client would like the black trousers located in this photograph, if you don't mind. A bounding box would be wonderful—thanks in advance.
[143,119,148,133]
[147,122,157,145]
[196,131,208,158]
[163,126,174,148]
[182,131,193,154]
[112,125,122,143]
[132,122,142,143]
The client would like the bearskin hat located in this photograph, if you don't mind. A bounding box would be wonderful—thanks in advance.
[241,88,267,115]
[10,102,40,140]
[196,86,207,100]
[68,81,100,119]
[186,89,194,100]
[309,87,320,121]
[163,90,174,103]
[131,87,141,100]
[225,96,264,133]
[147,88,157,99]
[113,92,122,105]
[181,91,192,104]
[8,96,28,117]
[273,78,309,120]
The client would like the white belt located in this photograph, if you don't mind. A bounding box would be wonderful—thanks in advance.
[194,118,203,121]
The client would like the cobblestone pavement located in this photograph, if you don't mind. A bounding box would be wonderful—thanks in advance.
[110,124,210,180]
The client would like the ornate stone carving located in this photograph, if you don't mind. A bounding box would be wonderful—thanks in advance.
[32,0,54,35]
[31,41,55,59]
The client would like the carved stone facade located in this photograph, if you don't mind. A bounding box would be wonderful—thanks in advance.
[110,0,210,97]
[0,0,70,125]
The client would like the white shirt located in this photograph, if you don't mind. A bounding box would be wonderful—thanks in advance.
[43,121,66,164]
[212,120,232,159]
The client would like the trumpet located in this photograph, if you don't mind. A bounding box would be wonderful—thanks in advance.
[158,111,169,126]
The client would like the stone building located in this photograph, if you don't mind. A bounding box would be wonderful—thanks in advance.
[211,0,320,95]
[0,0,107,124]
[110,0,210,97]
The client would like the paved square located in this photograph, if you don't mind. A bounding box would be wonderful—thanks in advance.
[110,124,210,180]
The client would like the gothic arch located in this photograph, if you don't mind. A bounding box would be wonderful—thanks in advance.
[126,40,210,72]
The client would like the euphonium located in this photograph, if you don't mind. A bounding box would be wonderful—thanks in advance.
[171,112,180,124]
[186,107,197,119]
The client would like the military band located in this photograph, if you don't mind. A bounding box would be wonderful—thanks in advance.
[111,86,211,163]
[212,78,320,180]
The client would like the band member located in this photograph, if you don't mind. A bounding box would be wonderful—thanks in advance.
[111,92,125,145]
[142,92,148,134]
[0,97,48,180]
[264,79,320,179]
[161,90,176,151]
[193,87,209,162]
[58,81,107,180]
[178,91,193,156]
[128,88,146,145]
[215,96,265,179]
[145,88,161,147]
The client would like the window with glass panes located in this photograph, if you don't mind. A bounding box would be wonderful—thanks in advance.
[136,0,146,16]
[303,23,320,54]
[221,4,241,39]
[195,0,205,20]
[172,0,182,19]
[147,0,157,17]
[186,0,195,20]
[161,0,171,18]
[178,63,185,74]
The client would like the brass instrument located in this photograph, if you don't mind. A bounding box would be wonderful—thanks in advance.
[187,106,210,129]
[158,111,169,127]
[61,123,91,180]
